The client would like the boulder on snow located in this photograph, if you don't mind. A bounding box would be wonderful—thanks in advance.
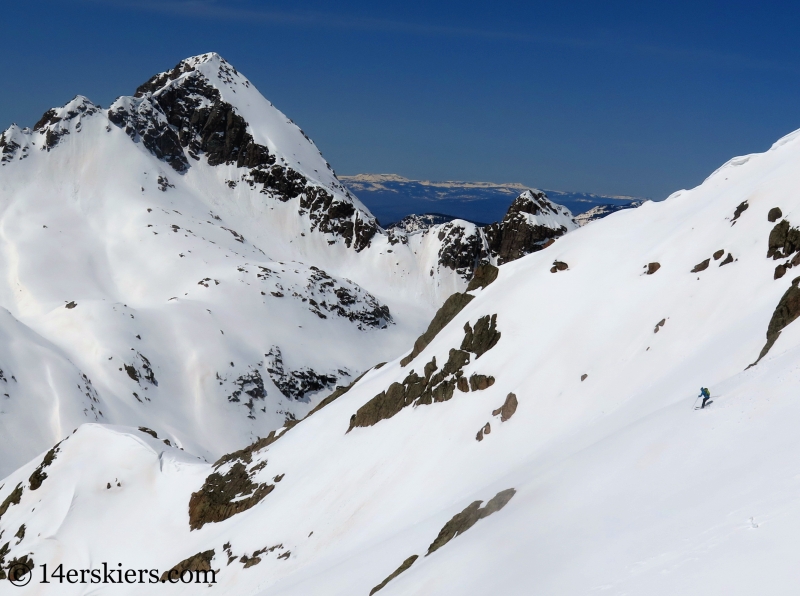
[475,422,491,442]
[654,319,666,333]
[425,488,516,556]
[188,463,275,530]
[159,550,216,582]
[550,261,568,273]
[369,555,419,595]
[492,393,518,422]
[466,263,499,292]
[713,249,725,260]
[691,259,710,273]
[720,253,734,266]
[731,200,749,224]
[646,262,660,275]
[768,207,783,222]
[461,315,501,359]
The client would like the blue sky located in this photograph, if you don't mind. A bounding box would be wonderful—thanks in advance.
[2,1,799,198]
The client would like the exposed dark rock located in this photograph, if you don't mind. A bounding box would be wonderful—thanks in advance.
[226,368,267,418]
[400,292,474,366]
[14,524,25,544]
[349,349,468,430]
[0,541,8,580]
[752,276,800,365]
[646,262,661,275]
[304,365,379,418]
[731,200,749,223]
[240,544,283,569]
[33,97,100,150]
[461,315,501,359]
[466,263,499,292]
[691,259,710,273]
[160,550,216,582]
[108,97,188,172]
[265,346,336,401]
[720,253,734,266]
[484,191,571,265]
[426,488,516,556]
[435,221,485,280]
[550,260,568,273]
[492,393,518,422]
[469,374,495,391]
[301,267,391,329]
[188,462,275,530]
[138,427,158,438]
[351,319,500,431]
[713,249,725,260]
[768,207,783,223]
[65,301,77,309]
[476,422,491,442]
[775,264,787,280]
[129,56,379,251]
[767,220,800,260]
[654,318,666,333]
[6,555,34,584]
[124,352,158,386]
[29,441,62,491]
[581,373,588,382]
[0,483,22,520]
[369,555,419,595]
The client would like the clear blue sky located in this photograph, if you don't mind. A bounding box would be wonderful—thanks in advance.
[2,1,799,198]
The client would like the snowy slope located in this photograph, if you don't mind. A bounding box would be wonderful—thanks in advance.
[0,54,483,477]
[4,122,800,593]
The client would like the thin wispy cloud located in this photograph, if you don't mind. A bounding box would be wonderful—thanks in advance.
[81,0,793,74]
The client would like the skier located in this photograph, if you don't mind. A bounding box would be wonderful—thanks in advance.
[698,387,711,409]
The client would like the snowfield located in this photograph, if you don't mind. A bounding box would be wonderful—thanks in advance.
[3,53,800,595]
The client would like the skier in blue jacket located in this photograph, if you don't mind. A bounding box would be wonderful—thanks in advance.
[699,387,711,409]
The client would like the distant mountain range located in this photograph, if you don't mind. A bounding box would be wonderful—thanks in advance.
[340,173,647,226]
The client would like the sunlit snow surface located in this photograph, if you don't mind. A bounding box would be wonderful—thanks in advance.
[3,110,800,594]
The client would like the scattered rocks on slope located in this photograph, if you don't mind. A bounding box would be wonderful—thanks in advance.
[691,259,710,273]
[768,207,783,222]
[752,276,800,365]
[425,488,516,556]
[369,555,419,595]
[646,262,660,275]
[350,317,501,431]
[492,393,518,422]
[159,550,216,582]
[550,260,568,273]
[188,463,275,530]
